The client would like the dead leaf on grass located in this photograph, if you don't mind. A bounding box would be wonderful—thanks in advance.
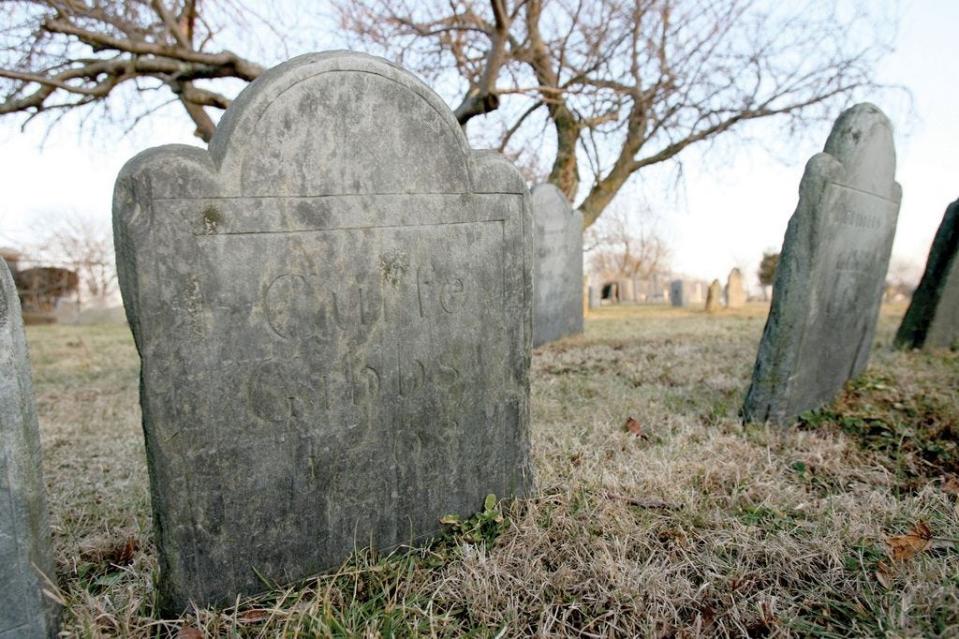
[886,521,933,562]
[875,560,895,588]
[237,609,271,624]
[942,475,959,496]
[624,416,642,436]
[177,626,204,639]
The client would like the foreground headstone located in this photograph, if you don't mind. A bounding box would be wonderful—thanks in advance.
[0,261,59,639]
[114,52,533,614]
[532,184,583,346]
[743,103,901,424]
[895,199,959,350]
[725,268,746,309]
[705,279,722,313]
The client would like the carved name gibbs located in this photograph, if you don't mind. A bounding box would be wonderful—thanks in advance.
[113,52,533,615]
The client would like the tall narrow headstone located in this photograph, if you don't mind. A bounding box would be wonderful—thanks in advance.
[705,279,722,313]
[532,184,583,346]
[743,103,901,424]
[588,286,600,310]
[619,279,635,303]
[895,199,959,350]
[113,52,533,614]
[0,262,59,639]
[725,268,746,309]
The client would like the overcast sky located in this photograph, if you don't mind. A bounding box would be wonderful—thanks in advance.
[1,0,955,290]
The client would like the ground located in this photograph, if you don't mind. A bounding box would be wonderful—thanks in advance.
[25,303,959,638]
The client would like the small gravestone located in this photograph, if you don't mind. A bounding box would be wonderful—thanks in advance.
[705,279,722,313]
[670,280,703,307]
[532,184,583,346]
[588,285,600,309]
[0,261,59,639]
[895,199,959,350]
[619,279,635,303]
[743,103,901,424]
[114,52,533,614]
[725,268,746,308]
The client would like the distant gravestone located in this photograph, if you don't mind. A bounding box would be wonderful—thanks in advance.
[670,280,703,307]
[705,279,722,313]
[0,261,59,639]
[588,286,600,309]
[725,268,746,308]
[113,52,533,614]
[895,199,959,350]
[743,103,901,424]
[532,184,583,346]
[619,279,635,303]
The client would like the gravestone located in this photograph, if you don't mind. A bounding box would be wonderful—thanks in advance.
[705,279,722,313]
[725,268,746,308]
[670,280,703,307]
[619,279,635,303]
[531,184,583,346]
[0,261,59,639]
[113,52,533,614]
[588,286,600,309]
[743,103,901,424]
[895,199,959,350]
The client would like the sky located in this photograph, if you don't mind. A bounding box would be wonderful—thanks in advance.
[1,0,955,291]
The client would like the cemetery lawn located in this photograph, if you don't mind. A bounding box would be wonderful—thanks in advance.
[27,304,959,638]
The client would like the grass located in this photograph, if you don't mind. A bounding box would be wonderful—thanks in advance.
[25,302,959,638]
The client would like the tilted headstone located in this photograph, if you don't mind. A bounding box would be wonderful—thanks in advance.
[113,52,533,614]
[531,184,583,346]
[743,103,901,424]
[0,261,59,639]
[705,279,722,313]
[895,199,959,350]
[725,268,747,309]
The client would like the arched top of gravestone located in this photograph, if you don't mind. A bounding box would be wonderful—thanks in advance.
[822,102,897,200]
[531,183,581,231]
[189,51,521,196]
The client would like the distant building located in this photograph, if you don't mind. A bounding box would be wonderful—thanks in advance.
[14,266,80,318]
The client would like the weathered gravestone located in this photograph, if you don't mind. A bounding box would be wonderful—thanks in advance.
[725,268,746,309]
[113,52,533,614]
[743,103,901,424]
[705,279,722,313]
[895,198,959,350]
[532,184,583,346]
[619,279,635,303]
[0,261,59,639]
[588,285,600,310]
[670,280,703,307]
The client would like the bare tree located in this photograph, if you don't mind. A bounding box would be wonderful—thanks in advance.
[585,203,670,282]
[1,1,893,230]
[0,0,270,142]
[336,0,893,227]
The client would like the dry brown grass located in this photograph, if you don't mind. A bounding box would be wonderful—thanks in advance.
[25,302,959,638]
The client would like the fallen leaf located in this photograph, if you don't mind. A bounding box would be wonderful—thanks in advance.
[943,475,959,496]
[177,626,204,639]
[887,521,933,562]
[237,609,270,624]
[624,417,642,436]
[875,560,895,588]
